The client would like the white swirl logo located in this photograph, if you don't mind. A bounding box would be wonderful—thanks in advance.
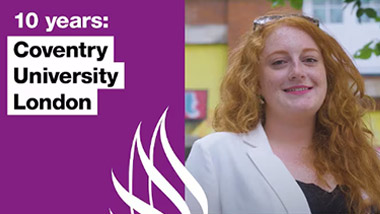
[109,108,208,214]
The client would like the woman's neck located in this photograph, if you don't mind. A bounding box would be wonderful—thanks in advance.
[264,111,316,149]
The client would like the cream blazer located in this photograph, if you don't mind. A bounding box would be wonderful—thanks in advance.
[185,123,311,214]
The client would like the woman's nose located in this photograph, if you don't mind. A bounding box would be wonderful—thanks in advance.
[288,61,305,80]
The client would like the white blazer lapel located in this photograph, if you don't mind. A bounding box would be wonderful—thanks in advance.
[242,124,311,214]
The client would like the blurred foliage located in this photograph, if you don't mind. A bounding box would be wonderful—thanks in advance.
[268,0,380,59]
[268,0,303,9]
[354,40,380,59]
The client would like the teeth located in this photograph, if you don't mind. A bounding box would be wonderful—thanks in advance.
[286,87,309,92]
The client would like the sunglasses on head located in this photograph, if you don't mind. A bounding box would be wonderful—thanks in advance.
[253,14,320,31]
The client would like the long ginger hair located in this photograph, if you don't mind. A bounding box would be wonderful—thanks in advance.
[213,15,380,213]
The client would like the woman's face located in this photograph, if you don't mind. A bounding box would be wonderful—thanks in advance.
[259,26,327,118]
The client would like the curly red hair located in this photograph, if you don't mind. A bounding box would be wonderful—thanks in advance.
[213,15,380,213]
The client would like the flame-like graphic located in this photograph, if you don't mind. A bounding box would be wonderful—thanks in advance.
[110,108,208,214]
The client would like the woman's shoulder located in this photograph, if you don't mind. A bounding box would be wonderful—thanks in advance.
[192,131,245,152]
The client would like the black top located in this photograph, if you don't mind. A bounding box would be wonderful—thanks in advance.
[296,180,350,214]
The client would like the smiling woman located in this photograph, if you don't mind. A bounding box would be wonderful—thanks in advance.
[185,12,380,214]
[259,26,327,119]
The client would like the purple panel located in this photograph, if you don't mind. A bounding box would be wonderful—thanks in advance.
[0,0,184,213]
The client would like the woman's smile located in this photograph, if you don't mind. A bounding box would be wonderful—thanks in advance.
[283,85,313,95]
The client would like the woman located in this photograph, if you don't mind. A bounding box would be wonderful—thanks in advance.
[185,13,380,214]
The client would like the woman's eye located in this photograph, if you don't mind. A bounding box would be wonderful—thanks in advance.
[272,60,287,66]
[303,58,318,63]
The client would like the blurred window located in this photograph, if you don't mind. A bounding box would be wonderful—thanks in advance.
[312,0,343,23]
